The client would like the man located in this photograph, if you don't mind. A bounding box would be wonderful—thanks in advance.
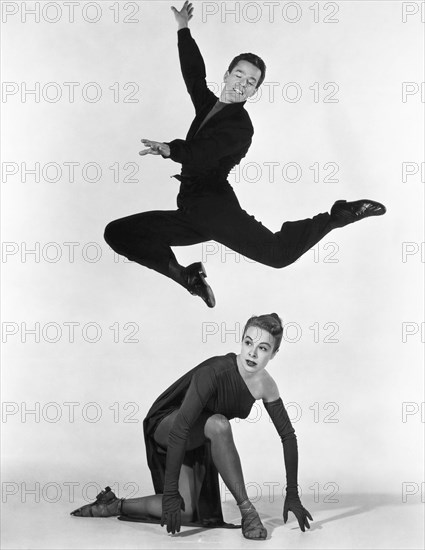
[104,1,386,307]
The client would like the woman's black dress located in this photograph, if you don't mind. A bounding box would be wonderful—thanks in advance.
[143,352,256,527]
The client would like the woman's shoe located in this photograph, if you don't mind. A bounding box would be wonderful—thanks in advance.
[240,503,267,540]
[70,486,123,517]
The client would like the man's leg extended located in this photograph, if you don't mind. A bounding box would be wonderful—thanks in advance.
[104,210,215,306]
[186,193,385,268]
[185,193,333,268]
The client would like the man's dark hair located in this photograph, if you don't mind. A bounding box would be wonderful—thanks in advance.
[228,53,266,88]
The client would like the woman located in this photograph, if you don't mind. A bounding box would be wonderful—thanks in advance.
[71,313,313,540]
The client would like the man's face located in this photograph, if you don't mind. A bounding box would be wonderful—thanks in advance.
[221,60,262,103]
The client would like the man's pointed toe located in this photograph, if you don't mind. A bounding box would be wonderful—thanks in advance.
[330,199,386,228]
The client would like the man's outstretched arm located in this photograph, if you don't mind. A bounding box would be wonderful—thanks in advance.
[139,122,252,164]
[172,2,216,112]
[139,1,216,159]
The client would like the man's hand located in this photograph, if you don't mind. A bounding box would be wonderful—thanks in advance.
[283,494,313,532]
[171,1,194,30]
[139,139,170,158]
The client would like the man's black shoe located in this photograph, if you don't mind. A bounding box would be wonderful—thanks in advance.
[184,262,216,308]
[330,199,386,228]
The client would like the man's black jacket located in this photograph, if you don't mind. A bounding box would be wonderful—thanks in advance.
[165,28,254,197]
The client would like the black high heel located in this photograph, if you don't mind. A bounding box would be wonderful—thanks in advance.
[240,502,267,540]
[70,486,123,517]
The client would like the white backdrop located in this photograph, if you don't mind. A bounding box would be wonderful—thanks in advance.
[1,0,424,547]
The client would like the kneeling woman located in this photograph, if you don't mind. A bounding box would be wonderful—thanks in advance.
[71,313,312,540]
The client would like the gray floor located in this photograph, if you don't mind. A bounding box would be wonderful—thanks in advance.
[2,493,423,549]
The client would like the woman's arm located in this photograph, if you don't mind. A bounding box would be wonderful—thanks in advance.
[262,379,298,495]
[161,368,216,533]
[262,376,313,532]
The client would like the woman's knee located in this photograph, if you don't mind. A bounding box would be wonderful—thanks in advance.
[153,411,178,449]
[204,414,232,439]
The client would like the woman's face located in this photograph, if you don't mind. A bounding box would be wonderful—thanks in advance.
[239,325,278,374]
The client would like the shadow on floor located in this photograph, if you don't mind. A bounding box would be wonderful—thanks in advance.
[263,492,417,536]
[108,493,420,541]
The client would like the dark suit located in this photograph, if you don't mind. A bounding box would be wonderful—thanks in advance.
[164,28,253,201]
[104,29,333,278]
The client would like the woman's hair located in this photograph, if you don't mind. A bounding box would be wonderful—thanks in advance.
[242,313,283,352]
[228,53,266,88]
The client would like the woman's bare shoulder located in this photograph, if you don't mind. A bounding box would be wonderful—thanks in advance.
[261,371,280,402]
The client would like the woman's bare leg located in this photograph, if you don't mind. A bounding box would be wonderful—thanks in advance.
[204,415,247,503]
[204,414,267,540]
[121,465,196,521]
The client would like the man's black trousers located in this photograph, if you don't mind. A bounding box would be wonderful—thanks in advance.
[104,188,334,277]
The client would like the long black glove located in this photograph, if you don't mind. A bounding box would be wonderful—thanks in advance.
[161,370,216,531]
[161,491,185,534]
[264,398,313,532]
[283,490,313,532]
